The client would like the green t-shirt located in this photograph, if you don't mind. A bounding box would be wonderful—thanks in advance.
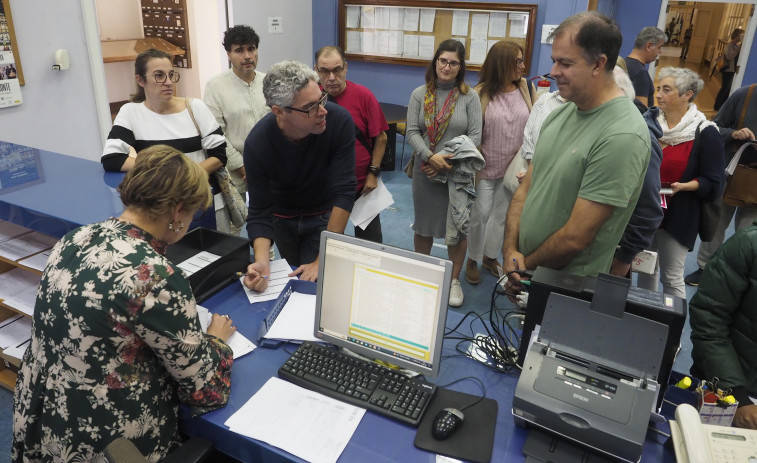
[519,96,651,277]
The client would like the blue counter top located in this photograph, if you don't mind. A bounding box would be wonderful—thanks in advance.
[0,142,125,238]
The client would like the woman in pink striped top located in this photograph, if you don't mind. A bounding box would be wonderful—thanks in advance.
[466,41,537,284]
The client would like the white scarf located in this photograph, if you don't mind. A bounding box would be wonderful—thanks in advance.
[657,103,716,146]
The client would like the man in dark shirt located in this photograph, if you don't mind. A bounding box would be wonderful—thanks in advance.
[626,27,667,109]
[242,60,356,287]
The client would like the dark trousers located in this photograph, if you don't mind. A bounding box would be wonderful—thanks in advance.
[714,71,735,110]
[354,214,383,243]
[272,212,330,266]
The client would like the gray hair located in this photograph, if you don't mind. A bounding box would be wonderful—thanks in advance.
[613,66,635,99]
[658,66,704,101]
[633,27,667,49]
[262,60,319,108]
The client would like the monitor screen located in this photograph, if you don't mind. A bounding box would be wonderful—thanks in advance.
[314,231,452,378]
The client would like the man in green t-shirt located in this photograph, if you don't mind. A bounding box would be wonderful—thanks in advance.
[503,12,650,294]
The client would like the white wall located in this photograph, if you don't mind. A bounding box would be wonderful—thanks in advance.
[230,0,314,71]
[0,0,104,160]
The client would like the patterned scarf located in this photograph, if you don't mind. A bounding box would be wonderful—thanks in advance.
[424,87,460,152]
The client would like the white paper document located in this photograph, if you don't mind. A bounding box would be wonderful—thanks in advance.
[469,38,488,64]
[263,292,318,342]
[196,304,257,359]
[4,338,29,359]
[0,315,32,350]
[176,251,222,276]
[471,13,489,39]
[350,177,394,230]
[0,268,41,315]
[419,8,435,32]
[509,13,528,39]
[419,35,436,58]
[225,377,365,463]
[241,258,296,304]
[18,250,51,272]
[403,7,420,31]
[488,12,508,37]
[345,5,360,28]
[451,10,470,36]
[0,232,58,261]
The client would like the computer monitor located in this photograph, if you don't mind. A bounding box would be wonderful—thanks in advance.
[314,231,452,378]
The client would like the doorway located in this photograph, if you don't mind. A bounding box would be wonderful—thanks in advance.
[653,0,755,118]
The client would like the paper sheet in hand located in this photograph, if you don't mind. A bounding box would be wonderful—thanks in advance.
[350,177,394,230]
[241,258,296,303]
[196,305,256,359]
[263,292,318,342]
[225,377,365,463]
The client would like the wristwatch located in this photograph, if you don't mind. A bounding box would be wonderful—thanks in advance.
[368,165,381,177]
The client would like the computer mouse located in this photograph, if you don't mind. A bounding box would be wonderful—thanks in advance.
[431,407,464,440]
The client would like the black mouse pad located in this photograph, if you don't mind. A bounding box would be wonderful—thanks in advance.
[414,387,498,463]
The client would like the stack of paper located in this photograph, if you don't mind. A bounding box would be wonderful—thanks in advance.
[225,377,364,463]
[0,268,41,316]
[240,259,297,303]
[0,315,32,360]
[0,230,58,262]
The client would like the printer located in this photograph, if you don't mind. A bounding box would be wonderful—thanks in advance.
[512,274,668,463]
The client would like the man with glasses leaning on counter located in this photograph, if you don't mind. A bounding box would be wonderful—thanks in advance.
[242,60,356,289]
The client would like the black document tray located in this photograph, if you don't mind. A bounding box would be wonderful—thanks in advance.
[166,227,250,302]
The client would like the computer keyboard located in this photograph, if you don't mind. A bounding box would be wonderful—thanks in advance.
[278,341,436,427]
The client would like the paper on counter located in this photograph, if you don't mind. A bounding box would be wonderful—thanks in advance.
[263,292,318,342]
[0,231,58,261]
[196,304,256,359]
[0,268,41,315]
[18,250,51,272]
[350,177,394,230]
[225,377,365,463]
[0,315,31,349]
[3,338,30,359]
[241,258,296,303]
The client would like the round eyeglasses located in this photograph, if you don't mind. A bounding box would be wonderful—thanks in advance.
[150,70,181,84]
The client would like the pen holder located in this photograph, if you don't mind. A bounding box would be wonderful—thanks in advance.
[698,388,738,426]
[660,371,699,419]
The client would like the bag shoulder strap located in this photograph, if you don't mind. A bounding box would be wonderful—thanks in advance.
[185,97,209,160]
[736,84,757,129]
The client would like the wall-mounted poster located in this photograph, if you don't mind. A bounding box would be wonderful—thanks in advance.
[0,0,23,108]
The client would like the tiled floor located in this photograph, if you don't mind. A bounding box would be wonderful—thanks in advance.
[0,137,730,462]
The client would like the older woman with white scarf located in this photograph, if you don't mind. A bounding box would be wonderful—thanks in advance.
[637,67,725,299]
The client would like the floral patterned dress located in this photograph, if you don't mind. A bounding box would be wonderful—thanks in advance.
[12,218,233,463]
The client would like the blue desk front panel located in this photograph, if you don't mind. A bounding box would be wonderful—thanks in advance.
[180,280,676,463]
[0,142,125,238]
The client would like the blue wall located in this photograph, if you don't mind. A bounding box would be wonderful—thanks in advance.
[313,0,757,106]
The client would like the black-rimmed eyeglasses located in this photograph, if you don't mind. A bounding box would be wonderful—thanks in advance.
[150,70,181,84]
[437,57,461,69]
[285,92,328,118]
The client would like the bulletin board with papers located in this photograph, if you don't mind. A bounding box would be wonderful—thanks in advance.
[339,1,537,72]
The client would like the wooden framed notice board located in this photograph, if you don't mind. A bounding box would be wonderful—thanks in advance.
[338,0,538,73]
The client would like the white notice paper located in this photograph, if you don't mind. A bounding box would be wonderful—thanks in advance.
[419,8,436,32]
[346,5,360,28]
[263,292,318,342]
[419,35,436,58]
[403,8,420,31]
[488,12,508,37]
[241,258,296,304]
[361,6,375,29]
[509,13,528,39]
[451,10,470,36]
[471,13,489,39]
[403,34,419,57]
[225,377,365,463]
[346,31,362,53]
[469,38,488,64]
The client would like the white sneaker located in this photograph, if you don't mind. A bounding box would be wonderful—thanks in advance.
[449,278,464,307]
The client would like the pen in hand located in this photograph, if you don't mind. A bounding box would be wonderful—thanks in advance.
[235,271,268,280]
